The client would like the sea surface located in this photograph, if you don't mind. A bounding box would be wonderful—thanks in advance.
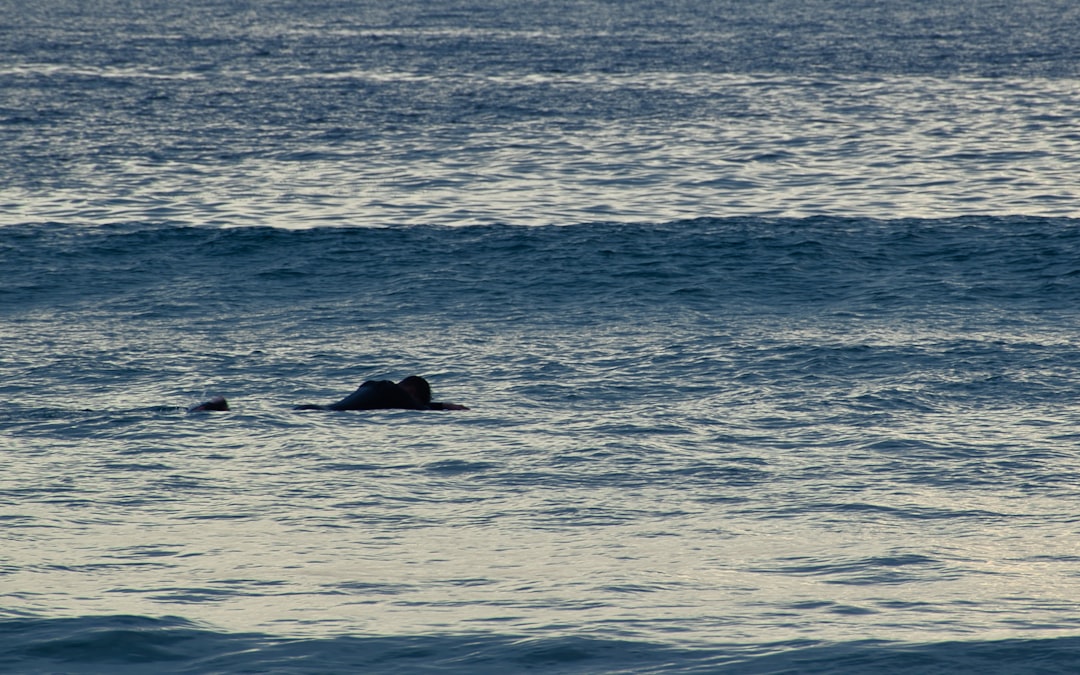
[3,1,1080,673]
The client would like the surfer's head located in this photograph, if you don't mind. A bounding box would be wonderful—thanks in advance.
[398,376,432,404]
[188,396,229,412]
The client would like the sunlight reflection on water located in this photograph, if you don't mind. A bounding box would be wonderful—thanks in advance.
[5,74,1079,228]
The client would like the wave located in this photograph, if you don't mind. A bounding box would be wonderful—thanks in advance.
[4,614,1080,674]
[4,216,1080,312]
[3,215,1078,419]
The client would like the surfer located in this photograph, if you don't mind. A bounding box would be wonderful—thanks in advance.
[184,376,467,413]
[293,376,469,411]
[188,396,229,412]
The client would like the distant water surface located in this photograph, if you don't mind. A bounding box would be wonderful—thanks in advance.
[3,0,1079,227]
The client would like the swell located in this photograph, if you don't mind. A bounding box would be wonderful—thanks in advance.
[3,216,1079,317]
[4,614,1080,674]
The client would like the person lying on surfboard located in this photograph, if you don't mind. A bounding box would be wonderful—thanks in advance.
[294,375,469,411]
[188,375,469,412]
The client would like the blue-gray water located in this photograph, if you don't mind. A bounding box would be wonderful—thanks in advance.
[3,1,1080,673]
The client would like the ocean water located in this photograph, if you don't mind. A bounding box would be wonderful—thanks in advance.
[4,1,1080,673]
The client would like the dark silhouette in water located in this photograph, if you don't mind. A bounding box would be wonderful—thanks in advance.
[188,396,229,412]
[186,376,468,413]
[294,376,469,411]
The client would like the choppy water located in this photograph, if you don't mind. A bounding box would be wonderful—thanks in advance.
[4,1,1080,673]
[4,0,1080,228]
